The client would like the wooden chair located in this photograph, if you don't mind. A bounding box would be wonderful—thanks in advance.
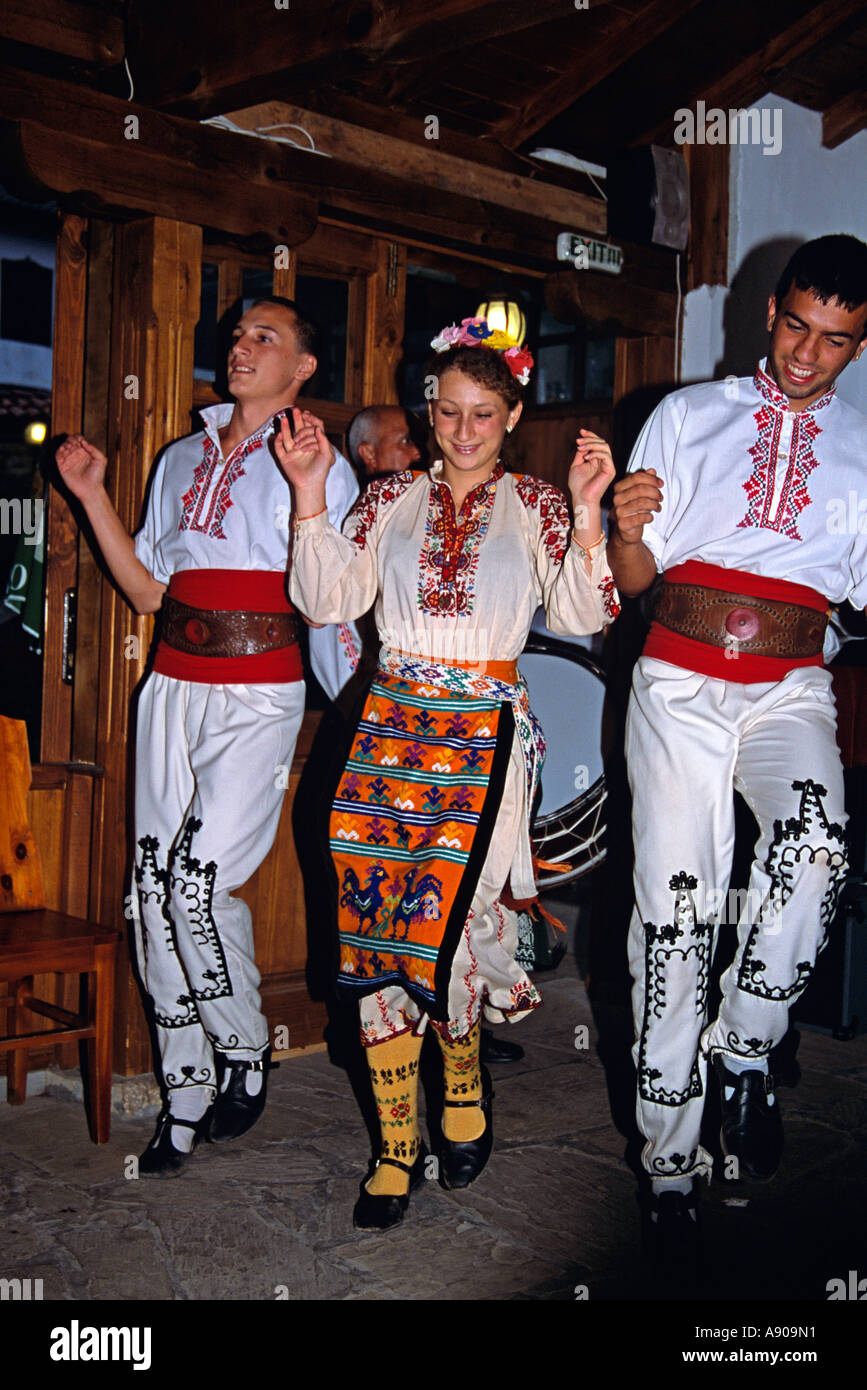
[0,716,119,1142]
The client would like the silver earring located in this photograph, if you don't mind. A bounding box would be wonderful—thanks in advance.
[506,425,513,434]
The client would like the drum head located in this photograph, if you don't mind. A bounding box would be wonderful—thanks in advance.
[520,635,607,886]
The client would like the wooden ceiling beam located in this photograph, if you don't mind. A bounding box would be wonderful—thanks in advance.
[822,90,867,149]
[223,102,606,234]
[125,0,582,115]
[490,0,705,149]
[0,0,123,66]
[634,0,866,145]
[0,68,603,261]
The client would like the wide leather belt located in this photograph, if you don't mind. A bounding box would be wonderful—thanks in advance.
[161,596,299,658]
[654,582,828,657]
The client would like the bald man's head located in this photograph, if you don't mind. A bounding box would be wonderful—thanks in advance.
[347,406,421,480]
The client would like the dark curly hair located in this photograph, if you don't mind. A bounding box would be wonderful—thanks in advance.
[426,345,524,410]
[775,235,867,334]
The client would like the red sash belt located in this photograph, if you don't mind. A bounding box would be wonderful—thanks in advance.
[154,569,303,684]
[644,560,828,683]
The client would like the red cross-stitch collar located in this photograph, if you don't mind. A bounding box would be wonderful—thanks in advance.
[753,359,836,415]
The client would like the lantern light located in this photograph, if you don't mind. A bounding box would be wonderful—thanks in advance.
[475,298,526,346]
[24,421,47,446]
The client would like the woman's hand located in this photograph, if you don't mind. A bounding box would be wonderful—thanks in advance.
[56,435,108,503]
[273,408,334,492]
[568,430,616,513]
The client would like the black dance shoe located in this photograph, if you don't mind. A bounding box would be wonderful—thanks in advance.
[437,1067,494,1190]
[714,1054,783,1182]
[480,1028,524,1065]
[352,1145,429,1231]
[640,1183,702,1286]
[138,1108,212,1178]
[211,1047,274,1143]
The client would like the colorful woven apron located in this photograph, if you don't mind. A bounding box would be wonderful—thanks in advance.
[330,649,545,1019]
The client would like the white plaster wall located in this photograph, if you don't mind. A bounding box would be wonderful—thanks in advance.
[680,94,867,414]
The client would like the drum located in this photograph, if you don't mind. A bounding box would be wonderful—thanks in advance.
[519,634,608,887]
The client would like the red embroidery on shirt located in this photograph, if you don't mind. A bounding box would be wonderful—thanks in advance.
[179,432,264,540]
[737,404,824,541]
[598,574,621,620]
[515,474,571,564]
[345,470,417,551]
[417,463,503,617]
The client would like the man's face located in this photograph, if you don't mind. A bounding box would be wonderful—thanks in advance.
[227,304,315,407]
[766,286,866,411]
[360,408,421,478]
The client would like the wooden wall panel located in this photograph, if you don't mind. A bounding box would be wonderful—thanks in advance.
[88,216,202,1077]
[362,240,406,406]
[44,213,87,764]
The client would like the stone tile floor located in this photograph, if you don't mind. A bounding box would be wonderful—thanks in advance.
[1,946,865,1307]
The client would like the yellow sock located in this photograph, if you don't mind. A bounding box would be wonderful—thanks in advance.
[364,1030,423,1197]
[434,1020,485,1142]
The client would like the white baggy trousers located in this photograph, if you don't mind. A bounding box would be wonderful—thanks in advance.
[131,673,305,1099]
[625,657,848,1184]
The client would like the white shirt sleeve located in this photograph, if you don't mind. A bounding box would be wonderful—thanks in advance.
[625,394,683,572]
[308,449,363,700]
[132,455,170,584]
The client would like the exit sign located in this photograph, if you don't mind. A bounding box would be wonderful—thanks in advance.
[556,234,624,275]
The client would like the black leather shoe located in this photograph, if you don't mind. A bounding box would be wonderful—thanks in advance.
[211,1048,274,1143]
[480,1028,524,1065]
[640,1184,702,1285]
[438,1067,494,1190]
[353,1145,429,1231]
[714,1055,783,1181]
[138,1107,212,1178]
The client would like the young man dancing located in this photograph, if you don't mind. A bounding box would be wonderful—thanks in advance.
[608,235,867,1261]
[57,297,357,1173]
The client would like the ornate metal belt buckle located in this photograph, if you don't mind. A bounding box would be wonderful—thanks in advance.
[724,606,760,641]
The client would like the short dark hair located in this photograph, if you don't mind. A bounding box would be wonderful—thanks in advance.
[248,296,319,355]
[426,345,523,410]
[774,235,867,331]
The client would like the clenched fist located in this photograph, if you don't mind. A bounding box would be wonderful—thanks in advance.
[611,468,664,545]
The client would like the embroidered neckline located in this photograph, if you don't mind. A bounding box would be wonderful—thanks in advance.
[430,458,504,514]
[753,360,836,415]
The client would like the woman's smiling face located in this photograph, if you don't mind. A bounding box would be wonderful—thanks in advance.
[430,368,521,491]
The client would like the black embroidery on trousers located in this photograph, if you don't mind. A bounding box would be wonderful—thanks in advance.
[638,872,713,1108]
[165,1065,215,1089]
[651,1148,700,1177]
[722,1032,775,1058]
[167,817,233,1004]
[134,833,203,1029]
[737,779,848,1002]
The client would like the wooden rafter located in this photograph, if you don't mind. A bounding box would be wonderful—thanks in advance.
[823,90,867,149]
[636,0,866,145]
[489,0,705,149]
[224,102,606,235]
[125,0,585,114]
[0,0,123,66]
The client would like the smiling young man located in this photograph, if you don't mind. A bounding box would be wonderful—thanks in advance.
[56,296,357,1173]
[608,234,867,1272]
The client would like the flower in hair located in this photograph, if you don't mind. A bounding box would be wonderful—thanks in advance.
[503,346,534,386]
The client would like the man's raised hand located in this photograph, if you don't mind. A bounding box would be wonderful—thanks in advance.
[611,469,664,545]
[56,435,108,501]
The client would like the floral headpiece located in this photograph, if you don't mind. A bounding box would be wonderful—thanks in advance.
[430,317,534,386]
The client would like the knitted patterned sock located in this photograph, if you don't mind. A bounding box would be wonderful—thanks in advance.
[434,1020,485,1142]
[364,1030,424,1197]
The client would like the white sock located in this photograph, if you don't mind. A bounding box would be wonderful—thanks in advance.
[166,1086,211,1152]
[721,1056,773,1103]
[219,1058,264,1096]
